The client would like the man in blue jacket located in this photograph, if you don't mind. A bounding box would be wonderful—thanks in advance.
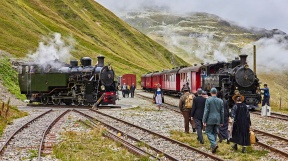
[203,88,224,153]
[261,84,270,106]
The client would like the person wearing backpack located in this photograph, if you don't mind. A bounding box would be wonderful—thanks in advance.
[203,88,224,153]
[178,87,195,133]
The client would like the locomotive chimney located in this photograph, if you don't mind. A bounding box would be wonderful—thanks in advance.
[239,54,248,66]
[97,56,105,67]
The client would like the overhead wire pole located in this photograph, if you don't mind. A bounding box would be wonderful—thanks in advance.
[253,45,256,74]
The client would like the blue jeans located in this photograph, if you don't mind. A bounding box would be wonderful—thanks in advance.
[262,97,270,106]
[205,124,219,149]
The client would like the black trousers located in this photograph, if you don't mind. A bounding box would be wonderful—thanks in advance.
[130,91,135,98]
[195,119,204,142]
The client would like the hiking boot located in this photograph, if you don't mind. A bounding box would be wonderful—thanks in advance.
[232,144,238,150]
[227,139,230,144]
[242,147,246,153]
[211,145,218,153]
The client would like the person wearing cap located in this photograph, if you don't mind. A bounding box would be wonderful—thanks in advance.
[179,86,195,133]
[202,87,224,153]
[230,94,251,153]
[190,88,206,144]
[202,91,209,99]
[260,84,270,106]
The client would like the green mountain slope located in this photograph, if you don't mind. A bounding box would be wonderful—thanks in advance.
[121,10,288,110]
[122,11,271,64]
[0,0,188,78]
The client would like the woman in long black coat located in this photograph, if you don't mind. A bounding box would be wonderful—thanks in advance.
[230,94,251,153]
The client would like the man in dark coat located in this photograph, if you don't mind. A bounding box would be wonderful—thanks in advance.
[130,83,136,98]
[190,88,206,144]
[230,94,251,153]
[203,88,224,153]
[179,87,195,133]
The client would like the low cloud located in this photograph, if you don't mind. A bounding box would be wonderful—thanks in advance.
[242,34,288,72]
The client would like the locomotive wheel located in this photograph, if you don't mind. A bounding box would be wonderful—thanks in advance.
[73,100,81,106]
[52,98,61,105]
[42,96,50,105]
[73,95,83,106]
[83,101,90,106]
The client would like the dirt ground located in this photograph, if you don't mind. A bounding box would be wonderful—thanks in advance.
[0,81,26,106]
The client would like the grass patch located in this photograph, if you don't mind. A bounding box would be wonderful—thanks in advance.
[125,106,160,112]
[53,126,149,161]
[0,57,26,100]
[0,100,28,136]
[169,130,268,161]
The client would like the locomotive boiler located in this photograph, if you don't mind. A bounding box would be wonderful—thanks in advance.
[18,56,117,106]
[201,54,261,109]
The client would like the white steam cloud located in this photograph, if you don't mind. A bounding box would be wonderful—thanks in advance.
[242,34,288,72]
[27,33,75,68]
[159,27,238,63]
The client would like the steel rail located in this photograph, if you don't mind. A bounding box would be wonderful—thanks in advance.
[79,120,157,159]
[37,109,71,161]
[0,109,53,155]
[87,109,223,161]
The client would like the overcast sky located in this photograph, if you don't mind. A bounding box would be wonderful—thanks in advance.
[95,0,288,33]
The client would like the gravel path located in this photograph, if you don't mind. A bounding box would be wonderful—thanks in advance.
[0,89,287,160]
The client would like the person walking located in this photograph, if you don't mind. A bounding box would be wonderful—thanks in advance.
[202,88,224,153]
[130,83,136,98]
[230,94,251,153]
[218,95,230,144]
[261,84,270,106]
[122,83,127,98]
[179,87,195,133]
[153,84,164,110]
[190,88,206,144]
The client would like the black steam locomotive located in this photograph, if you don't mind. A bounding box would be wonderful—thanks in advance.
[201,54,261,109]
[18,56,117,106]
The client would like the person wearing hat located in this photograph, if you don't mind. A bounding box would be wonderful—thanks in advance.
[190,88,206,144]
[179,86,195,133]
[202,87,224,153]
[230,94,251,153]
[260,84,270,106]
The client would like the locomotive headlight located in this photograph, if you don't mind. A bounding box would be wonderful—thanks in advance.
[108,65,112,70]
[101,85,105,90]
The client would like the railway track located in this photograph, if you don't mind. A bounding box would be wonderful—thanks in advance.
[0,109,69,160]
[251,110,288,121]
[78,120,157,160]
[137,92,288,159]
[74,109,223,161]
[253,129,288,158]
[24,104,121,109]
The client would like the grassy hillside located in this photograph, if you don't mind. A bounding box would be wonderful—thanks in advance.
[122,11,263,64]
[0,0,188,79]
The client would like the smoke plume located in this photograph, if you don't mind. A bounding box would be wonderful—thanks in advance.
[27,33,75,68]
[242,34,288,72]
